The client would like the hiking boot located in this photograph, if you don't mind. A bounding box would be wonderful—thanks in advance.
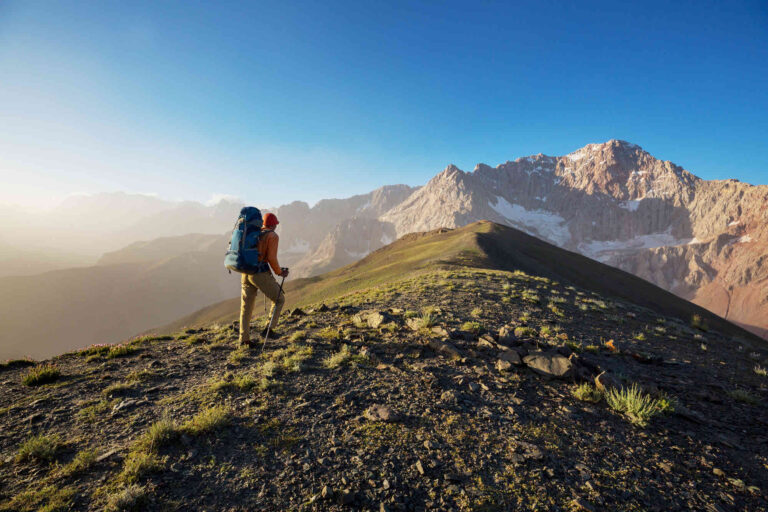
[260,327,281,340]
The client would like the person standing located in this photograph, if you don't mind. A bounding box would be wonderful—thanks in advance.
[238,212,289,347]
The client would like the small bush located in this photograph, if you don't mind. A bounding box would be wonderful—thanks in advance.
[58,448,98,477]
[754,365,768,377]
[419,306,440,328]
[729,389,759,405]
[16,433,62,462]
[106,344,138,359]
[572,383,602,403]
[461,321,482,334]
[513,326,536,338]
[691,314,708,332]
[403,310,419,320]
[106,484,147,512]
[209,373,257,394]
[22,364,61,386]
[120,451,164,484]
[182,405,231,436]
[470,307,483,318]
[136,416,179,452]
[605,383,668,426]
[322,345,369,369]
[318,326,342,341]
[539,326,553,338]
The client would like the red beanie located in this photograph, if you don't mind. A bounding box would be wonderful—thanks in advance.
[264,213,279,228]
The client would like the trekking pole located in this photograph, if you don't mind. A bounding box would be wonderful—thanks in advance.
[260,268,288,355]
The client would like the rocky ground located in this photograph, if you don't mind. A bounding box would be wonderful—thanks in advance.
[1,268,767,511]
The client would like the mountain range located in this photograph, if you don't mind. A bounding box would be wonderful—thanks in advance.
[1,221,766,511]
[1,140,766,359]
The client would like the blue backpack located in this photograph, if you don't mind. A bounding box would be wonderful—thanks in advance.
[224,207,270,274]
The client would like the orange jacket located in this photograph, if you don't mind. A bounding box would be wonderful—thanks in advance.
[258,229,283,275]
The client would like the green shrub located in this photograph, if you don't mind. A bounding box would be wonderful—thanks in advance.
[461,321,482,334]
[729,389,759,405]
[106,344,138,359]
[572,383,602,403]
[470,307,483,318]
[136,416,179,452]
[105,484,147,512]
[513,326,536,338]
[182,405,231,436]
[754,365,768,377]
[209,373,257,394]
[22,364,60,386]
[322,344,369,369]
[16,433,62,462]
[120,451,164,484]
[318,326,342,341]
[58,448,98,477]
[605,383,668,426]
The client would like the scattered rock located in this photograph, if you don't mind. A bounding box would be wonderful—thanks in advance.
[523,351,573,379]
[428,339,461,359]
[96,448,120,463]
[498,325,515,344]
[364,404,401,423]
[415,460,425,475]
[367,311,388,329]
[499,348,522,365]
[406,318,423,331]
[467,382,480,393]
[477,337,495,349]
[321,485,333,499]
[315,304,329,313]
[290,308,306,317]
[496,359,512,372]
[431,326,450,337]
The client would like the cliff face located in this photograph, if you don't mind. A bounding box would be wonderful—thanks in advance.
[378,140,768,337]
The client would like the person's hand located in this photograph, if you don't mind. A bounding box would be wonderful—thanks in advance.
[280,267,290,277]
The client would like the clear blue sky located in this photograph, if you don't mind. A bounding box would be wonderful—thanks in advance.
[1,0,766,208]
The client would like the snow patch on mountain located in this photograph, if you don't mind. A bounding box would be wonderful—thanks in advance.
[579,230,693,262]
[489,196,571,245]
[619,200,642,212]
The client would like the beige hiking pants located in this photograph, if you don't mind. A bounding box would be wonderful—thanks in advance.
[239,271,285,343]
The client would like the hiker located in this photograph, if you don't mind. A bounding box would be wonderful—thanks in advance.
[239,212,289,347]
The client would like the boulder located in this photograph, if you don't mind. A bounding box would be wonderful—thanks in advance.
[367,312,388,329]
[364,404,401,423]
[523,351,573,379]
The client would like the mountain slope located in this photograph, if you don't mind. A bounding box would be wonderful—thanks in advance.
[158,221,762,346]
[378,140,768,338]
[1,222,766,511]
